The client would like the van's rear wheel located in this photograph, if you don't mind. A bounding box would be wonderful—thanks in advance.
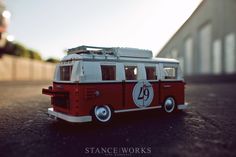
[163,97,175,113]
[93,105,112,123]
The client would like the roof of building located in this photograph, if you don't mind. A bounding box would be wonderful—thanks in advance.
[157,0,205,56]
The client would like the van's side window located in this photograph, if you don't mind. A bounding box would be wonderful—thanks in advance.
[101,65,116,80]
[125,66,137,80]
[164,67,177,79]
[145,67,157,80]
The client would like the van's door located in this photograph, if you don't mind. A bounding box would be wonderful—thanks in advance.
[123,65,138,109]
[123,64,159,109]
[159,63,185,106]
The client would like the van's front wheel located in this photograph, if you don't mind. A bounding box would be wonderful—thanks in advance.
[93,105,112,123]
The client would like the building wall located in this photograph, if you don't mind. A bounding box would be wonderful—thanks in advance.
[157,0,236,76]
[0,54,56,81]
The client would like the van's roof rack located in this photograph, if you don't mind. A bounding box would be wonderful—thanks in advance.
[68,45,115,55]
[67,45,153,58]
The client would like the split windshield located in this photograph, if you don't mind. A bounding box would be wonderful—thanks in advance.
[60,66,73,81]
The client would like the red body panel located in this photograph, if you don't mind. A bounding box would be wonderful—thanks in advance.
[77,83,123,115]
[43,80,185,117]
[159,81,185,105]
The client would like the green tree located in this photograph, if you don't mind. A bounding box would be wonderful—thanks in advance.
[14,42,31,58]
[46,57,59,63]
[29,49,42,60]
[8,42,43,60]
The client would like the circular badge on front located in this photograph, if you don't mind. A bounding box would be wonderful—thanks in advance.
[132,80,154,108]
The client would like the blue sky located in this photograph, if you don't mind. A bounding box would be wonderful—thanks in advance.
[4,0,202,60]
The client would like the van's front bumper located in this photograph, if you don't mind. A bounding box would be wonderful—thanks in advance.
[48,108,92,123]
[177,103,189,110]
[42,88,68,96]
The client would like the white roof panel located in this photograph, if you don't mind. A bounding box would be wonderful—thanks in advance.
[115,48,153,58]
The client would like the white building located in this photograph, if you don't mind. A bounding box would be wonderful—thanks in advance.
[157,0,236,76]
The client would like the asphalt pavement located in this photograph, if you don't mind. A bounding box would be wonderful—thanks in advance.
[0,79,235,157]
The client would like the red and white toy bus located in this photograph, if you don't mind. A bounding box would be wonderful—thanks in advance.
[42,45,188,123]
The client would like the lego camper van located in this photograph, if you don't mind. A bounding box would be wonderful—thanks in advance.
[42,45,188,123]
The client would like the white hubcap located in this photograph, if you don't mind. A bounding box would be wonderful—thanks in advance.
[164,97,175,113]
[94,105,111,122]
